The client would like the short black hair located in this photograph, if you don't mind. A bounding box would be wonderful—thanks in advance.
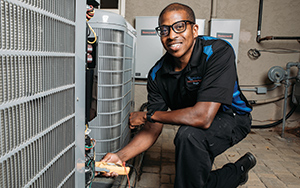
[159,3,196,25]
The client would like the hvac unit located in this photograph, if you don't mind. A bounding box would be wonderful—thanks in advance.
[88,10,136,161]
[210,19,241,64]
[135,16,163,79]
[0,0,86,187]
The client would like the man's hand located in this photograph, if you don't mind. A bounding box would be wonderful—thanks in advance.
[99,153,123,177]
[129,111,147,129]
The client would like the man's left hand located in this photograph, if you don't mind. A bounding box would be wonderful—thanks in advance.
[129,111,147,129]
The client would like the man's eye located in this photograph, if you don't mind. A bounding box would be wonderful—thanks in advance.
[175,24,184,30]
[161,27,168,33]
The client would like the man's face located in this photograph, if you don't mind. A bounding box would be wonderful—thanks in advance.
[159,10,198,62]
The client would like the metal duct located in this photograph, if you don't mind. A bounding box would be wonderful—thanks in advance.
[88,10,136,160]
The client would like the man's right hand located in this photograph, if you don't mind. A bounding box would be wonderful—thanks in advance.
[99,153,123,177]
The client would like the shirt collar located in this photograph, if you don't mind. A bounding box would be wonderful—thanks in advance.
[160,37,202,75]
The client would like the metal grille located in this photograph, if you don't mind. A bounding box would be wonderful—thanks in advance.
[93,28,124,43]
[0,55,75,104]
[0,88,75,157]
[0,1,75,52]
[88,10,136,160]
[0,0,82,187]
[0,118,75,188]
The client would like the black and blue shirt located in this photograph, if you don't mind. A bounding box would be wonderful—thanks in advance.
[147,36,252,115]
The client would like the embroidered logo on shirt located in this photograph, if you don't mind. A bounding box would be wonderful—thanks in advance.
[187,76,202,85]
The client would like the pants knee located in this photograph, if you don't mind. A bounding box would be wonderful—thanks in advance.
[174,126,206,147]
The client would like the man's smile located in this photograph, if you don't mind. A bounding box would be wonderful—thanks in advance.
[168,42,182,51]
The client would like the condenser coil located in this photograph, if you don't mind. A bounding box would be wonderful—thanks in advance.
[88,10,136,160]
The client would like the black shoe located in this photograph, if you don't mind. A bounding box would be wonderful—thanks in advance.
[235,152,256,185]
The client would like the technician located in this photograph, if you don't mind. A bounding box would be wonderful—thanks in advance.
[101,3,256,187]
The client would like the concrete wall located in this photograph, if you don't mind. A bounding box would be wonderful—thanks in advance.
[124,0,300,128]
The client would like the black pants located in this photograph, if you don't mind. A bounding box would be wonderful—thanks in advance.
[174,111,251,188]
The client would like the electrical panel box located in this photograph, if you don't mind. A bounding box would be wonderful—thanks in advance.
[135,17,206,79]
[210,19,241,64]
[135,16,163,79]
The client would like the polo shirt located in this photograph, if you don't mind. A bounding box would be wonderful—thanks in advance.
[147,36,252,114]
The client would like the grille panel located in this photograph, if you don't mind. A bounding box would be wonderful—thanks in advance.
[0,1,75,52]
[88,10,136,160]
[0,0,81,187]
[0,88,74,157]
[0,118,75,187]
[0,55,75,105]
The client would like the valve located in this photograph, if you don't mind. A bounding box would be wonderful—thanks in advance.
[268,66,286,86]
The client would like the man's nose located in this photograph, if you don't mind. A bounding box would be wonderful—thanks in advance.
[168,27,178,39]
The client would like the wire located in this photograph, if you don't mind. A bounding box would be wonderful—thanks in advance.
[248,48,300,60]
[87,22,97,44]
[85,124,89,133]
[86,5,95,21]
[240,83,274,87]
[259,48,300,54]
[247,49,261,60]
[251,104,298,128]
[249,94,292,105]
[85,138,96,150]
[86,5,97,44]
[123,162,130,188]
[85,134,96,187]
[88,160,95,188]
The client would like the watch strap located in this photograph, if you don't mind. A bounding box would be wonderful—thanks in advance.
[146,109,156,123]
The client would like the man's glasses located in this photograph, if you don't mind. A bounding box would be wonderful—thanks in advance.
[155,20,195,37]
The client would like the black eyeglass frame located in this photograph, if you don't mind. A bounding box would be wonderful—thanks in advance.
[155,20,195,37]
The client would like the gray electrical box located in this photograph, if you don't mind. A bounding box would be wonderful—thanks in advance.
[135,16,163,79]
[135,17,206,79]
[210,19,241,64]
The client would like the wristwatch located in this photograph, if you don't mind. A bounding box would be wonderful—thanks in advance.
[146,109,156,123]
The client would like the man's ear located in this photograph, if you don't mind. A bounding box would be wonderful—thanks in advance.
[193,24,199,38]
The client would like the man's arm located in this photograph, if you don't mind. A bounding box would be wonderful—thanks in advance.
[117,121,163,161]
[101,121,163,163]
[151,101,220,129]
[129,101,220,130]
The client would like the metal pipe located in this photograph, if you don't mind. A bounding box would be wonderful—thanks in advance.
[286,62,300,80]
[256,0,264,43]
[256,0,300,43]
[259,36,300,42]
[211,0,218,19]
[281,74,290,137]
[297,63,300,80]
[240,88,257,92]
[281,62,300,137]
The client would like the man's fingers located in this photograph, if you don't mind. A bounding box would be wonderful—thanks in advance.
[129,124,144,129]
[103,171,119,178]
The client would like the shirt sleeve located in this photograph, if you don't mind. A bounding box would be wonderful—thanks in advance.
[147,70,169,112]
[197,41,236,105]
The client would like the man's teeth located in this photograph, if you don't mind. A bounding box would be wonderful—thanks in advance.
[171,44,180,48]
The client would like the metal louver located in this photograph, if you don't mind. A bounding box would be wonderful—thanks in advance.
[88,10,136,161]
[0,0,85,187]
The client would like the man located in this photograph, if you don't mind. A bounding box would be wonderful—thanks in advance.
[101,3,256,187]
